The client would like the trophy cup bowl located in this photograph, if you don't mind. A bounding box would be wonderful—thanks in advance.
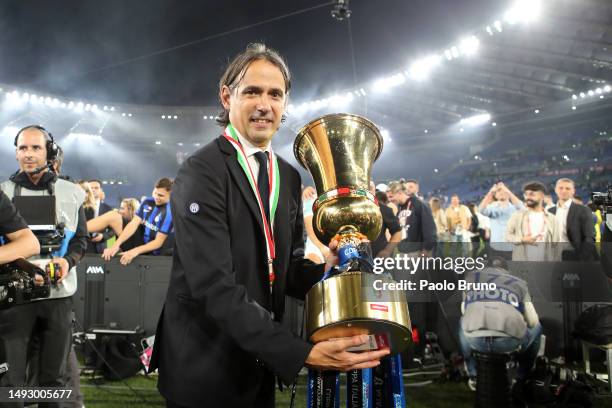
[294,113,411,354]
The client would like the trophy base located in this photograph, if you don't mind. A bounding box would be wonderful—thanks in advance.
[306,271,412,354]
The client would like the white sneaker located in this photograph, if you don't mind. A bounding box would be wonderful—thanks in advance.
[468,377,477,391]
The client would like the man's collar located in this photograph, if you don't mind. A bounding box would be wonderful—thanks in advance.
[232,126,271,156]
[557,199,572,210]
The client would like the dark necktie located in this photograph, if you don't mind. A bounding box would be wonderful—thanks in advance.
[254,151,270,223]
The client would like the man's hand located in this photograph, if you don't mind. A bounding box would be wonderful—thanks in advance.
[91,234,104,243]
[119,249,139,265]
[51,257,70,283]
[102,245,120,261]
[323,239,340,271]
[305,335,390,372]
[521,234,537,244]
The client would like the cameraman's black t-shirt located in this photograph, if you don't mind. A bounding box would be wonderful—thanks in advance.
[0,189,28,236]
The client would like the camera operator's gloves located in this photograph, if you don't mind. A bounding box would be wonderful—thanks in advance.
[51,257,70,283]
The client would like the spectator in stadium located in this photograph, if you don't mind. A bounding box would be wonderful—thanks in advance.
[102,177,174,264]
[387,180,436,255]
[479,182,524,259]
[429,197,449,256]
[404,178,423,200]
[87,198,142,252]
[77,180,96,220]
[445,194,471,257]
[548,178,597,261]
[506,182,559,261]
[88,179,114,252]
[467,203,490,258]
[370,181,402,258]
[376,185,398,215]
[51,145,73,182]
[459,262,542,391]
[88,179,112,218]
[302,185,328,264]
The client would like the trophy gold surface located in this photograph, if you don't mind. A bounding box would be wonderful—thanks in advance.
[294,113,411,354]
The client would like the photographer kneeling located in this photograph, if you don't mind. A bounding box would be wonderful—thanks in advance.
[0,126,87,407]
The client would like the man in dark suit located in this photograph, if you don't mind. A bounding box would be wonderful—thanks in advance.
[150,43,389,408]
[87,179,113,253]
[548,178,597,261]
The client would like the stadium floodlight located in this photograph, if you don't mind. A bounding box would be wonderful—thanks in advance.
[373,72,406,91]
[588,90,594,96]
[596,88,602,94]
[155,141,162,145]
[605,85,611,92]
[504,0,541,25]
[408,56,441,81]
[579,92,586,98]
[459,36,479,56]
[460,112,491,126]
[380,129,390,140]
[485,26,493,36]
[572,95,577,100]
[493,20,503,32]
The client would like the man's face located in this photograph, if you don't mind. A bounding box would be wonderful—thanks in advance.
[16,129,47,174]
[524,190,544,208]
[451,196,460,207]
[89,181,103,200]
[220,59,287,148]
[152,188,170,206]
[405,182,419,195]
[494,189,509,201]
[387,190,407,206]
[555,181,575,202]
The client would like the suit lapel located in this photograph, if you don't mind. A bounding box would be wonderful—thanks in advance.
[218,137,266,237]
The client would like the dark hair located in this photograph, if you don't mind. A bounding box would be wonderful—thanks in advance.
[88,179,102,186]
[405,179,419,185]
[522,181,546,194]
[216,43,291,128]
[375,191,389,205]
[155,177,173,191]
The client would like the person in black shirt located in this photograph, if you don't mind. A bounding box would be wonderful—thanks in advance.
[370,182,402,258]
[0,189,40,263]
[387,180,437,255]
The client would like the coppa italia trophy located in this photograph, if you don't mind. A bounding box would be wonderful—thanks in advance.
[294,113,412,408]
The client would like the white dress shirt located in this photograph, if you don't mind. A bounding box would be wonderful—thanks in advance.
[235,128,271,176]
[555,199,571,243]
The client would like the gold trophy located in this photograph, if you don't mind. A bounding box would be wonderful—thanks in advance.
[294,113,411,353]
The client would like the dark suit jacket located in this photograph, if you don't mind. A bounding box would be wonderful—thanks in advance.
[398,194,437,253]
[150,136,324,407]
[86,202,114,253]
[548,202,597,261]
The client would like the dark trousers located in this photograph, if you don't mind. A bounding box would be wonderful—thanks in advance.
[165,371,275,408]
[0,297,73,408]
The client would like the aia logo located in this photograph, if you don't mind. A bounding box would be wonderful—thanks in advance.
[86,266,104,274]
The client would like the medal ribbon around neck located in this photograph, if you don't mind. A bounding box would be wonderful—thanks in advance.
[224,124,280,291]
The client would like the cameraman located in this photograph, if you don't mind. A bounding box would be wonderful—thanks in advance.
[0,189,40,263]
[0,126,88,405]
